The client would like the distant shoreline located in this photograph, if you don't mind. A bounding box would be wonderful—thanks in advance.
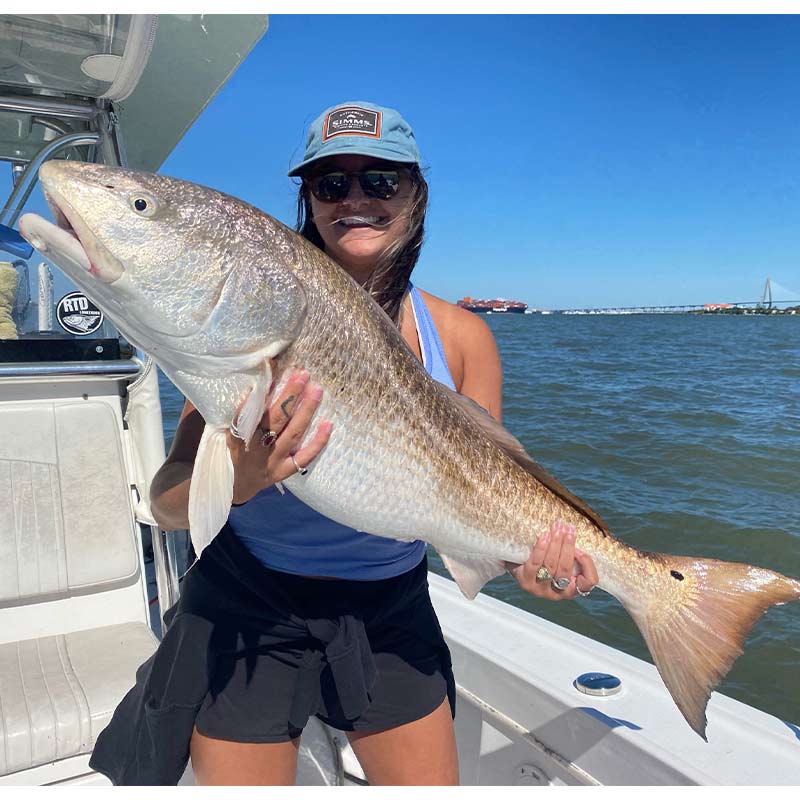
[477,306,800,317]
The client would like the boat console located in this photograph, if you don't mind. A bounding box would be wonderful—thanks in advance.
[0,14,265,785]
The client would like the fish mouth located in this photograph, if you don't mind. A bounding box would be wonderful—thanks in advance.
[19,200,90,277]
[19,186,123,284]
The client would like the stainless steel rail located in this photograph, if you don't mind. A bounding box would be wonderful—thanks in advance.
[0,93,97,120]
[0,360,141,379]
[150,525,181,637]
[0,130,102,227]
[31,116,95,163]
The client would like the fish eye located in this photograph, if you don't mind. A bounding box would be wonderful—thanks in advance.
[130,194,158,217]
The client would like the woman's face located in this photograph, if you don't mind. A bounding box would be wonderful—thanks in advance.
[305,154,415,282]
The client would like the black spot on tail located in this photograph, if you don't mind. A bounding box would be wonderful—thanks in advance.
[670,570,685,581]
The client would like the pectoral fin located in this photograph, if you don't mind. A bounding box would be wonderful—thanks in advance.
[438,551,507,600]
[188,424,233,556]
[232,362,272,448]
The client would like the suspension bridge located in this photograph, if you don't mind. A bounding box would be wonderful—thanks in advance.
[550,278,800,315]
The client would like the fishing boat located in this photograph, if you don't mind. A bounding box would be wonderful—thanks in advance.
[1,14,799,787]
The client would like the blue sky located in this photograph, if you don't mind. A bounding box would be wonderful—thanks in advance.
[160,14,800,310]
[11,14,800,310]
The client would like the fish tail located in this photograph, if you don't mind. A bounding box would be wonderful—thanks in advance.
[618,552,800,740]
[188,425,233,557]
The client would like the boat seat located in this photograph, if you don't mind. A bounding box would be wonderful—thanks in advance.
[0,397,158,780]
[0,401,140,602]
[0,622,156,775]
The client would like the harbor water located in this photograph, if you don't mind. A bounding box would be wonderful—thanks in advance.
[157,312,800,725]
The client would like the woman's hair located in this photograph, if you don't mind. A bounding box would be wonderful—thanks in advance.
[295,164,429,325]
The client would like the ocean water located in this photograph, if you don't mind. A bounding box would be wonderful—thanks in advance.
[157,313,800,724]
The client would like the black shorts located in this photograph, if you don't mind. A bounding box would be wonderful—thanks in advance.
[182,526,455,744]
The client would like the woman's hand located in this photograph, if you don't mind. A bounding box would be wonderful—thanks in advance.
[506,521,599,601]
[229,370,333,504]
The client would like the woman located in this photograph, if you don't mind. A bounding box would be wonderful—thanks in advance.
[145,101,599,786]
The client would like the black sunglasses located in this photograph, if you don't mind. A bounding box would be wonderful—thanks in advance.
[305,169,407,202]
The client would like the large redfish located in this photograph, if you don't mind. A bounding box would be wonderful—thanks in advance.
[20,161,800,740]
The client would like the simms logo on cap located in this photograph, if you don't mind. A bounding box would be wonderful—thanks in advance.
[323,107,381,141]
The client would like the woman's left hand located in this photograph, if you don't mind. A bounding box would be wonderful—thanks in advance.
[506,521,599,601]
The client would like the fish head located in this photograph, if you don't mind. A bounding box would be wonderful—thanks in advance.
[19,161,306,369]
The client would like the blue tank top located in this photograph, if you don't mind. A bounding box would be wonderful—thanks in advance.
[229,285,456,580]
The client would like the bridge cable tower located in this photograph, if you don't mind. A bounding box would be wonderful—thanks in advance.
[759,277,772,309]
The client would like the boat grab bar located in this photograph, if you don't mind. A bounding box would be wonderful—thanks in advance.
[0,359,142,379]
[0,94,97,120]
[150,525,181,637]
[0,130,101,228]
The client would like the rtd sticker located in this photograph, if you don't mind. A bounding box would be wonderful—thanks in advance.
[323,107,382,141]
[56,291,104,336]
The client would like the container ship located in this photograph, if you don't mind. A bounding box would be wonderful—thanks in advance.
[457,297,528,314]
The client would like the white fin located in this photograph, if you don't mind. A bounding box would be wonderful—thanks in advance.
[188,425,234,556]
[438,552,507,600]
[232,362,272,449]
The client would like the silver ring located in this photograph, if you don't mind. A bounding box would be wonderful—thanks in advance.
[535,566,552,582]
[290,454,308,476]
[259,429,277,448]
[551,576,571,591]
[576,585,594,597]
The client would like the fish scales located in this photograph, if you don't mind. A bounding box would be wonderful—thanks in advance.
[279,234,562,558]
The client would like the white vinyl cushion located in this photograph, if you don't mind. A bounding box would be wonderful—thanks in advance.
[0,401,139,603]
[0,622,156,776]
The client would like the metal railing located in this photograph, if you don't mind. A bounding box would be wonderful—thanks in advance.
[0,93,96,121]
[0,359,142,379]
[150,525,182,637]
[0,130,102,228]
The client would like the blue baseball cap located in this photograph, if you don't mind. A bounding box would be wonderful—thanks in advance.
[288,100,422,177]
